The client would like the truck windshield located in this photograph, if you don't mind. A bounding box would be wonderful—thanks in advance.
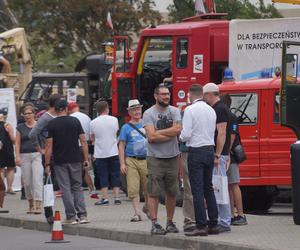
[229,93,258,125]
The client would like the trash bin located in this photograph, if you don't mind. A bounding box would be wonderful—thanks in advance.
[291,143,300,225]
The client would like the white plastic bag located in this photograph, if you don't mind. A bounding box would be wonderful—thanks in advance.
[43,176,55,207]
[212,168,229,205]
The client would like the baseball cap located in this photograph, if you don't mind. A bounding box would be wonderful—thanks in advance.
[203,82,219,94]
[127,99,143,110]
[55,99,68,112]
[67,102,78,111]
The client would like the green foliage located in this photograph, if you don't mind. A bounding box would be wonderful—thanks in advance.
[6,0,161,71]
[168,0,282,22]
[167,0,194,23]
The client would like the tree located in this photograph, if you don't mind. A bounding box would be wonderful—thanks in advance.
[0,0,18,32]
[168,0,281,22]
[7,0,161,71]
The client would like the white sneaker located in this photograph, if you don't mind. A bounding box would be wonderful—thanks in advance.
[79,217,90,224]
[63,218,78,225]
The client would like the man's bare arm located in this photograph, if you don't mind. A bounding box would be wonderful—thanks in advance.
[215,122,227,156]
[44,138,53,175]
[144,125,171,143]
[156,122,182,137]
[79,134,89,162]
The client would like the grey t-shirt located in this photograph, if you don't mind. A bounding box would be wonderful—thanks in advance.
[17,123,37,153]
[29,112,55,149]
[143,105,181,158]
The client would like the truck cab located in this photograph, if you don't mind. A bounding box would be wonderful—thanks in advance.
[112,15,229,116]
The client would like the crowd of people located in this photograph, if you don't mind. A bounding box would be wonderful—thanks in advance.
[0,81,247,235]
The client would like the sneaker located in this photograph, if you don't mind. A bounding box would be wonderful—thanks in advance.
[231,217,236,225]
[95,198,109,206]
[79,217,90,224]
[6,190,16,195]
[63,218,78,225]
[142,205,151,220]
[114,199,121,205]
[232,215,248,226]
[90,193,99,199]
[151,222,167,235]
[217,225,231,233]
[166,221,179,233]
[183,223,196,232]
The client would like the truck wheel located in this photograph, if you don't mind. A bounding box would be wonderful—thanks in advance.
[241,186,279,213]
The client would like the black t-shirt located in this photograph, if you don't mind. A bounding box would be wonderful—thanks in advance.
[47,116,84,165]
[213,101,230,156]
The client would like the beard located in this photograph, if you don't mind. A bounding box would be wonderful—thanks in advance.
[157,99,169,107]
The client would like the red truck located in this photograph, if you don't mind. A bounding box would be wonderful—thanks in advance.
[111,14,297,211]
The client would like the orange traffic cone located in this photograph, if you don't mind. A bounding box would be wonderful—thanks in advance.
[45,211,70,243]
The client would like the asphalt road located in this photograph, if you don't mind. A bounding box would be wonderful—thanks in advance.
[0,226,171,250]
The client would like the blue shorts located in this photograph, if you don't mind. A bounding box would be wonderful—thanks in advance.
[96,155,120,188]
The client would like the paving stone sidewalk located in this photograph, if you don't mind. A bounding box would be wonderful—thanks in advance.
[0,191,299,250]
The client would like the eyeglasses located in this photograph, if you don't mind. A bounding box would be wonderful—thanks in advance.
[23,112,33,115]
[157,93,170,96]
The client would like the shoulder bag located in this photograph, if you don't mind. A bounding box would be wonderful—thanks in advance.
[128,123,146,139]
[232,133,247,164]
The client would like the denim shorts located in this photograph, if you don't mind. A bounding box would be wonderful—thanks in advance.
[95,155,120,188]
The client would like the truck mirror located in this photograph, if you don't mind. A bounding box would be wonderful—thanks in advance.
[285,54,298,83]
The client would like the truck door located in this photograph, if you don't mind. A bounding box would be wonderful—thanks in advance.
[173,37,190,107]
[261,89,296,184]
[230,92,260,178]
[111,36,133,117]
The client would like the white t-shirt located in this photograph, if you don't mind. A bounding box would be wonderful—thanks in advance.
[90,115,119,158]
[70,111,91,141]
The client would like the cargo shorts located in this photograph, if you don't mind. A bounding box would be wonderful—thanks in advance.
[147,156,179,197]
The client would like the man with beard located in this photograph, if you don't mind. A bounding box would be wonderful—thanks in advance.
[143,84,182,235]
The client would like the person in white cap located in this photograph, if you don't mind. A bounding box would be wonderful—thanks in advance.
[203,82,232,233]
[119,99,150,222]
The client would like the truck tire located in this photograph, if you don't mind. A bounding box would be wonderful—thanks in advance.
[241,186,279,213]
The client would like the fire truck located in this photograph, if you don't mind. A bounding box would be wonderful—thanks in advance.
[110,14,299,211]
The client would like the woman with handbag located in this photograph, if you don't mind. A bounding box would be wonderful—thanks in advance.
[15,103,43,214]
[0,111,16,195]
[221,94,247,226]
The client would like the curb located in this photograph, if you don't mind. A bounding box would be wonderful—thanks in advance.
[0,216,268,250]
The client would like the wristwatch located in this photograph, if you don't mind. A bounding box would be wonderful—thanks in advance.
[214,154,220,159]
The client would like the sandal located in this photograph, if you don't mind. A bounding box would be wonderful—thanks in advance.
[142,205,151,220]
[130,214,142,222]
